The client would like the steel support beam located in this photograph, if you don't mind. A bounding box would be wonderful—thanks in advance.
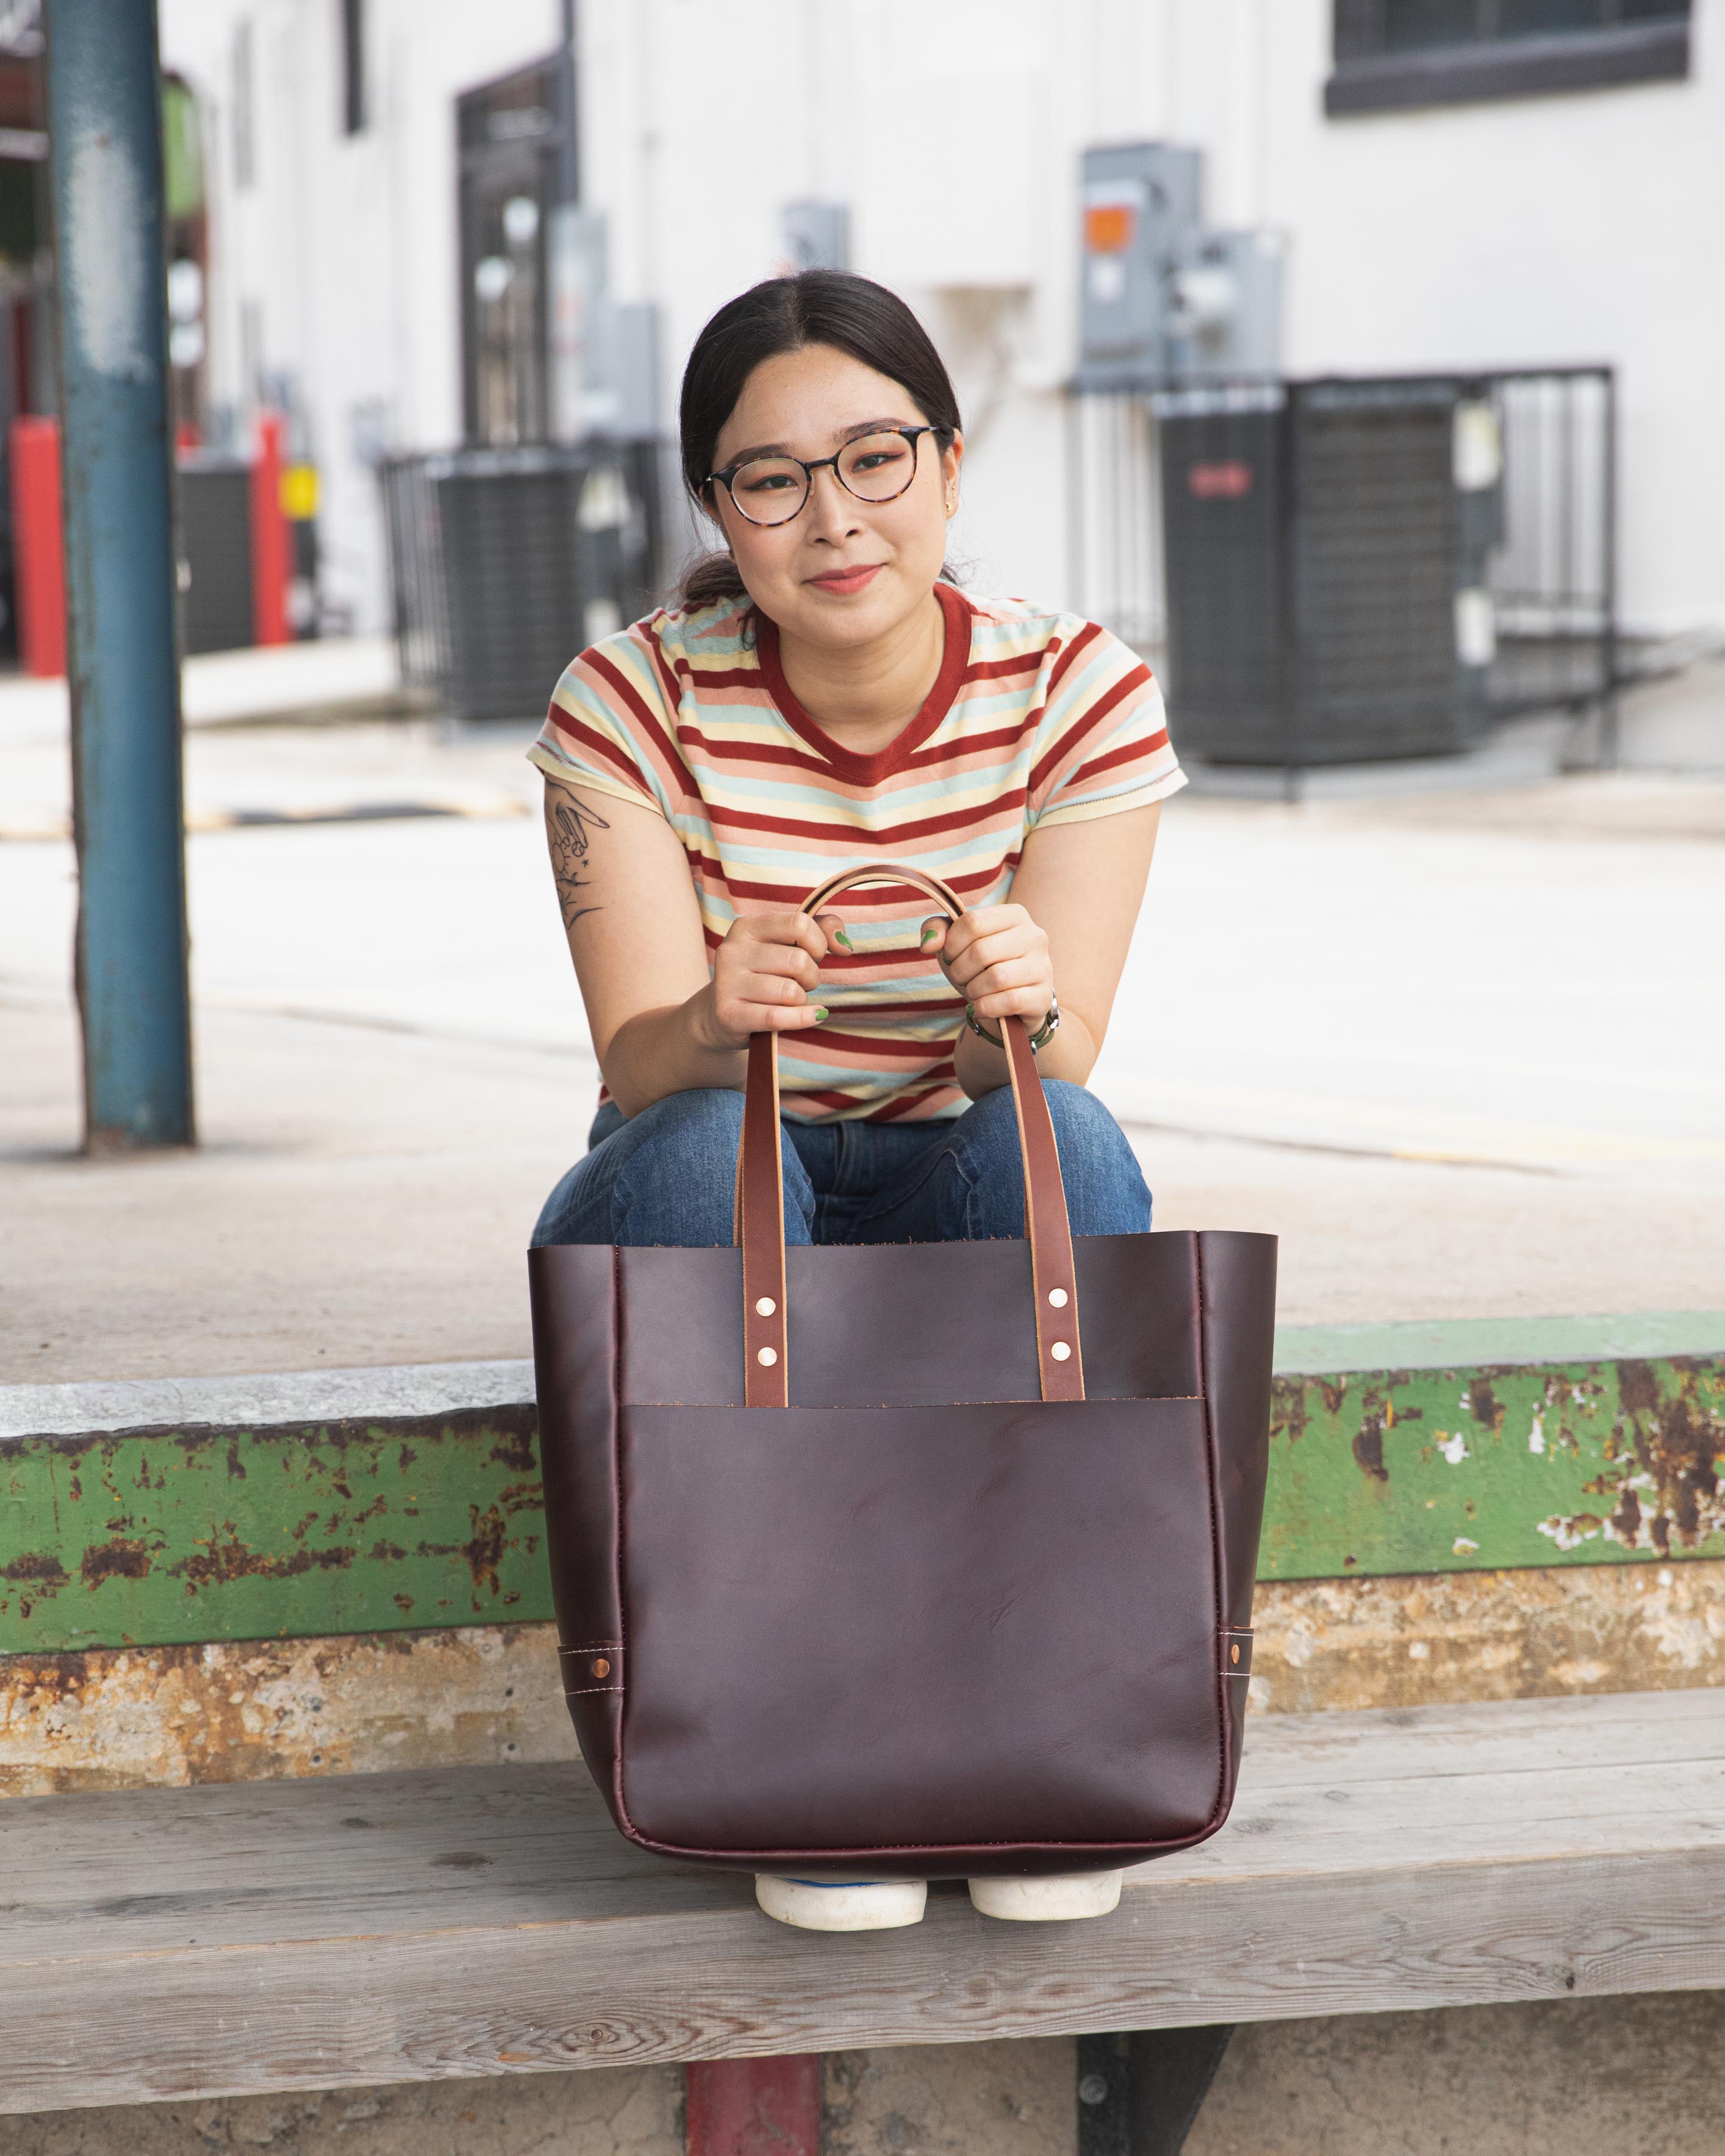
[1079,2027,1236,2156]
[45,0,194,1150]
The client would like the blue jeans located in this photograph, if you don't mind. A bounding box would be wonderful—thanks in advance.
[530,1081,1152,1246]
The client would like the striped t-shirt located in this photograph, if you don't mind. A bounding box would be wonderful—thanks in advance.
[529,580,1184,1122]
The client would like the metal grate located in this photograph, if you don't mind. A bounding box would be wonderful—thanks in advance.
[380,442,661,722]
[176,457,254,656]
[1070,367,1617,771]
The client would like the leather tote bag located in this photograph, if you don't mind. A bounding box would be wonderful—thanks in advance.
[529,864,1277,1881]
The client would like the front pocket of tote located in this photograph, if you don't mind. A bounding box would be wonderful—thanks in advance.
[615,1398,1223,1855]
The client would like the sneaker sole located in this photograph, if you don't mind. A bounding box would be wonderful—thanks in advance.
[755,1875,929,1932]
[967,1870,1124,1921]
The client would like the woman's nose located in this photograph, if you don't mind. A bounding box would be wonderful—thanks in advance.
[804,464,863,541]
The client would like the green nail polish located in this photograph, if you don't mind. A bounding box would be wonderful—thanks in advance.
[834,929,854,951]
[920,927,939,948]
[813,1006,830,1022]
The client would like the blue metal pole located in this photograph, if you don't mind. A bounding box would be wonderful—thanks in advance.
[45,0,194,1150]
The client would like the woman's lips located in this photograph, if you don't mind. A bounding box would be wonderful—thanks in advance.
[806,562,884,595]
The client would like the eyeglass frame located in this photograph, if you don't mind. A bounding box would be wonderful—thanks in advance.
[703,424,954,528]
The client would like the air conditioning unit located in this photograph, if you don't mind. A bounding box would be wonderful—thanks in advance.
[1157,378,1503,765]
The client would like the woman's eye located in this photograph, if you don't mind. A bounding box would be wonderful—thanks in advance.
[737,463,801,493]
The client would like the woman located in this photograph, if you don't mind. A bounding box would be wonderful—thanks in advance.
[529,270,1186,1931]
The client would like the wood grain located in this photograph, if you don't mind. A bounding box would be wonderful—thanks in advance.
[3,1689,1721,2116]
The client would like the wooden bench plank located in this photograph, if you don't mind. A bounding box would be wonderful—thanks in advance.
[3,1690,1722,2116]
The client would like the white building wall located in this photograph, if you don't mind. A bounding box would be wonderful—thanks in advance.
[164,0,1725,641]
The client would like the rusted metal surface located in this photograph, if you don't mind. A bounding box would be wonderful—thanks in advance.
[1264,1352,1725,1579]
[0,1408,548,1653]
[3,1346,1720,1661]
[5,1558,1722,1796]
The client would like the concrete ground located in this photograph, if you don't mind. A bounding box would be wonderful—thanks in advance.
[3,676,1725,1381]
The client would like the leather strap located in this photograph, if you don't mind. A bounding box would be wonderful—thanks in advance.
[741,1031,789,1407]
[735,862,1086,1405]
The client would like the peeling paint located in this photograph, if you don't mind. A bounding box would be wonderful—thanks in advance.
[0,1408,545,1653]
[1264,1352,1725,1580]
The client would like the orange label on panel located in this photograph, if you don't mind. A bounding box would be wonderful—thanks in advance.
[1084,204,1135,254]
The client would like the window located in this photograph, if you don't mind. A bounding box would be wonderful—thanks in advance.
[341,0,367,135]
[1328,0,1691,114]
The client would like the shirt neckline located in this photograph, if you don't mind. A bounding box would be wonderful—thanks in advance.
[753,581,972,785]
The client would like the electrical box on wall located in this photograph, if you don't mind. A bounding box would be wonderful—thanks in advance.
[1169,230,1285,381]
[1075,143,1201,390]
[1075,142,1283,387]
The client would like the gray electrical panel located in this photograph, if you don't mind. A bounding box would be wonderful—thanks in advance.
[1075,143,1201,390]
[783,200,850,273]
[1075,143,1282,387]
[1169,229,1285,380]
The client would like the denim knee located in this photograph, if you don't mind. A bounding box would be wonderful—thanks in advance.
[954,1080,1152,1239]
[532,1087,817,1248]
[532,1089,746,1248]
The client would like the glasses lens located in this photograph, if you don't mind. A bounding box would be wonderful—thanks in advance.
[727,457,809,525]
[837,431,921,502]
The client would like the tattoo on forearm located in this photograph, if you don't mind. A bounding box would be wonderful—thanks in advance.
[547,791,610,929]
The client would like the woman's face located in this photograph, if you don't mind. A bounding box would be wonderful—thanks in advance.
[705,342,962,650]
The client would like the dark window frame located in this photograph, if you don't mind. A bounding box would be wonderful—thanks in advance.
[1327,0,1691,115]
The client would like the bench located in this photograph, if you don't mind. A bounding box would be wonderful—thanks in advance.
[5,1322,1722,2151]
[4,1686,1721,2146]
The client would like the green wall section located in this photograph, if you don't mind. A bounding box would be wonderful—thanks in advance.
[2,1353,1722,1653]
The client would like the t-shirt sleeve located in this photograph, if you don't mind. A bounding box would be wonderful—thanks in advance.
[1027,621,1186,829]
[526,620,679,817]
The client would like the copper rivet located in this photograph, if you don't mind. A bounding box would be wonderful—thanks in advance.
[1050,1340,1072,1362]
[755,1296,776,1317]
[1048,1287,1069,1308]
[592,1656,611,1680]
[1230,1644,1241,1666]
[757,1345,778,1366]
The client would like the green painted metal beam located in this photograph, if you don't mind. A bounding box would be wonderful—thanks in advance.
[1274,1310,1725,1375]
[2,1335,1722,1655]
[1,1367,548,1653]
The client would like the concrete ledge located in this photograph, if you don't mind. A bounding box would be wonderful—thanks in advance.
[1273,1311,1725,1375]
[0,1359,533,1442]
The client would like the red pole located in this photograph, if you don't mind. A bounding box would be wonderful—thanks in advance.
[249,407,290,645]
[10,415,67,677]
[685,2058,822,2156]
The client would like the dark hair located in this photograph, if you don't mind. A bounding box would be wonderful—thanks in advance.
[676,270,962,612]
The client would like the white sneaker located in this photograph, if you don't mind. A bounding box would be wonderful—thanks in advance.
[754,1874,928,1931]
[967,1869,1123,1921]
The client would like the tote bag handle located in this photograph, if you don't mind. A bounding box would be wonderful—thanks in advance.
[736,864,1086,1408]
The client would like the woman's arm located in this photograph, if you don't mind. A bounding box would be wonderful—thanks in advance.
[542,776,834,1118]
[927,803,1162,1098]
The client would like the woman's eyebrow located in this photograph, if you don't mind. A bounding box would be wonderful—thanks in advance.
[720,418,916,465]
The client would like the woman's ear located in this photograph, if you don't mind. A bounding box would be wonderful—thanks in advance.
[942,432,964,512]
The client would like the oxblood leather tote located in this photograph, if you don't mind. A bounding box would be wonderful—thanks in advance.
[528,864,1277,1882]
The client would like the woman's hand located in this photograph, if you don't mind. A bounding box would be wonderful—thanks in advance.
[698,911,843,1052]
[921,904,1053,1039]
